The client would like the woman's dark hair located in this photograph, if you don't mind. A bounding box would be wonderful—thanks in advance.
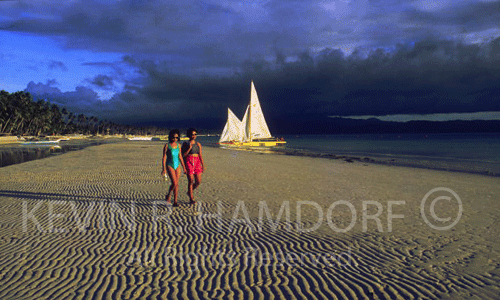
[168,129,180,142]
[187,128,197,138]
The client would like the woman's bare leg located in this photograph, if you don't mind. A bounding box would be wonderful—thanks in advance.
[165,177,174,203]
[188,174,201,204]
[173,166,182,204]
[167,166,179,205]
[193,174,202,191]
[187,174,195,202]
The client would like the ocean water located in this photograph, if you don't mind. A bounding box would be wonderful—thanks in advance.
[0,139,123,168]
[200,132,500,176]
[2,133,499,176]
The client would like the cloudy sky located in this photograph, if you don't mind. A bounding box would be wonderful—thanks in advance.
[1,0,500,128]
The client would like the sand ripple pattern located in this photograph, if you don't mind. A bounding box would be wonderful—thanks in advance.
[0,143,499,299]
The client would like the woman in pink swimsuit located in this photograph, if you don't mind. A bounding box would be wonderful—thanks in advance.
[182,128,204,204]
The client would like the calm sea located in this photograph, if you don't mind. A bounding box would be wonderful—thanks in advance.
[200,132,500,176]
[0,139,124,168]
[2,133,499,176]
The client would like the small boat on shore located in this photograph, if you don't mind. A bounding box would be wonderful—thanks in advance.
[22,139,63,145]
[219,81,286,147]
[127,136,152,141]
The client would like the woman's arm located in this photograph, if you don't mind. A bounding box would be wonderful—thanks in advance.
[161,143,168,175]
[198,143,205,172]
[182,141,192,158]
[179,146,187,173]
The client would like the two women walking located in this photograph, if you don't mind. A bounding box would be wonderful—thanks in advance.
[161,128,204,206]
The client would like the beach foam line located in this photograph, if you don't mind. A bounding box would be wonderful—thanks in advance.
[210,142,500,177]
[0,142,499,299]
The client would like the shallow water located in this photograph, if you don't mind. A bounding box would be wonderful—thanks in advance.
[201,133,500,176]
[0,138,124,168]
[3,133,499,176]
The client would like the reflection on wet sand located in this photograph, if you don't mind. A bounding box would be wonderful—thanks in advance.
[0,139,123,168]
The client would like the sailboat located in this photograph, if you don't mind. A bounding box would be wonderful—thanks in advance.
[219,81,286,147]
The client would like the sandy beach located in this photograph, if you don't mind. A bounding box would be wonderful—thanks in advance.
[1,142,499,299]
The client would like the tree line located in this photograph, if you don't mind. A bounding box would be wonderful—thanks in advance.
[0,90,168,136]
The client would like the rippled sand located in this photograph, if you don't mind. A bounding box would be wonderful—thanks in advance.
[0,142,499,299]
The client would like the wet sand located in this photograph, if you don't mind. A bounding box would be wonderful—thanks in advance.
[0,142,499,299]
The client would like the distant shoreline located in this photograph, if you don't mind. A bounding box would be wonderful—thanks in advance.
[3,136,499,177]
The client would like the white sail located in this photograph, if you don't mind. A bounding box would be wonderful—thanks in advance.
[241,105,249,141]
[219,108,244,143]
[245,81,272,141]
[220,80,277,145]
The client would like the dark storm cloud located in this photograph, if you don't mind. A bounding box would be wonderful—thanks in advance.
[1,0,241,57]
[6,0,500,126]
[0,1,403,60]
[25,81,106,114]
[114,37,500,122]
[88,74,114,89]
[48,60,67,71]
[23,36,500,126]
[405,1,500,31]
[3,0,500,66]
[24,76,193,124]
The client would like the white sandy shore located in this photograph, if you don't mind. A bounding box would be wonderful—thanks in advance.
[0,142,499,299]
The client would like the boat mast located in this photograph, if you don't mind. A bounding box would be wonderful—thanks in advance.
[249,81,252,142]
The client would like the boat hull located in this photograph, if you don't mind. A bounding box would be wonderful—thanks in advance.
[220,141,286,147]
[22,140,61,145]
[127,137,152,141]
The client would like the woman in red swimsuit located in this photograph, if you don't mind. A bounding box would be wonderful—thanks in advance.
[182,128,205,204]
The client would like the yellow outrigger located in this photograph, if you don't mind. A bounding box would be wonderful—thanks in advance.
[225,139,287,147]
